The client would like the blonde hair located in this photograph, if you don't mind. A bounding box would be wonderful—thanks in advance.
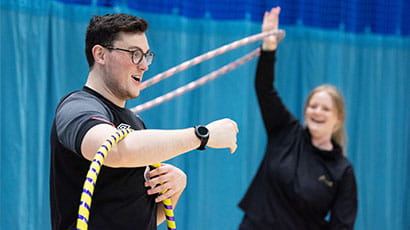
[304,85,347,155]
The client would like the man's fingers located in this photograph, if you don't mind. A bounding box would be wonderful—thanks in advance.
[232,121,239,133]
[230,144,238,154]
[148,165,167,177]
[155,190,173,203]
[147,183,168,195]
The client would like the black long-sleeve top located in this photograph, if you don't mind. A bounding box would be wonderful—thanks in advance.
[239,50,358,229]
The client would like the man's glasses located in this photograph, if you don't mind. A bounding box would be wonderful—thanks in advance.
[104,46,155,66]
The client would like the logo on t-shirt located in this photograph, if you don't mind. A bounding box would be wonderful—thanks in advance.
[318,175,334,187]
[117,123,131,130]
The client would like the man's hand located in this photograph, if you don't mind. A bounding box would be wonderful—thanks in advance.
[206,118,239,153]
[145,163,187,203]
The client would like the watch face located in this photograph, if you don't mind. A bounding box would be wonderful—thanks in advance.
[197,126,208,135]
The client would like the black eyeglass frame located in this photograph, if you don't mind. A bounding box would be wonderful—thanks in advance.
[104,46,155,65]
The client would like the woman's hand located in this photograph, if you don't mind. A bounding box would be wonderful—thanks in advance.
[262,7,281,51]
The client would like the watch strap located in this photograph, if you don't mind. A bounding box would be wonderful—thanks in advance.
[194,125,209,150]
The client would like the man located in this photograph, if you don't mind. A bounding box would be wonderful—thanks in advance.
[50,13,238,230]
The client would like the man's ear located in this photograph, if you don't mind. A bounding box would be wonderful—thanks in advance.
[92,45,106,65]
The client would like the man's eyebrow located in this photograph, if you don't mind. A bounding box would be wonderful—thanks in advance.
[128,46,150,52]
[127,46,141,49]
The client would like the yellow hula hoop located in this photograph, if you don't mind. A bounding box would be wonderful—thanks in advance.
[151,163,177,230]
[76,129,176,230]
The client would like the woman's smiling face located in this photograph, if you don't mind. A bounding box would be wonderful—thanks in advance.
[305,91,340,139]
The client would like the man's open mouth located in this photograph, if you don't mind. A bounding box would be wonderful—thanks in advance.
[132,75,141,82]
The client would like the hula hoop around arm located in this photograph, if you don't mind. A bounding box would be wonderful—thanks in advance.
[76,129,176,230]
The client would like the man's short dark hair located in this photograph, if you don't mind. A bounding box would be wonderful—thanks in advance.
[85,13,148,68]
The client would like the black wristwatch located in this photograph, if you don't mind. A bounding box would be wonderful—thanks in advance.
[194,125,209,150]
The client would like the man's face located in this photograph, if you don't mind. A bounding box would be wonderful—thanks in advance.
[102,32,150,100]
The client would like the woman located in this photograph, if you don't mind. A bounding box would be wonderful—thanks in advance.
[239,7,358,229]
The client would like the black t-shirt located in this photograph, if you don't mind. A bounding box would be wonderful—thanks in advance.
[239,51,358,229]
[50,86,156,230]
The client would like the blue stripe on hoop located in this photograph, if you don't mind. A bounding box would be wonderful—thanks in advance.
[82,188,92,197]
[93,159,102,166]
[79,201,91,210]
[96,151,105,158]
[90,167,98,176]
[101,145,109,151]
[106,139,113,146]
[97,151,105,158]
[86,177,95,186]
[77,214,88,223]
[166,216,175,221]
[111,135,117,141]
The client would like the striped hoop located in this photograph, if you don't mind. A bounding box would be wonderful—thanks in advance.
[131,29,285,113]
[76,129,176,230]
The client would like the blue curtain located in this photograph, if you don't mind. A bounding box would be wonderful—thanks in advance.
[1,0,409,229]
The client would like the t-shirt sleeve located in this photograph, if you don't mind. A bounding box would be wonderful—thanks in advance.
[55,93,114,156]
